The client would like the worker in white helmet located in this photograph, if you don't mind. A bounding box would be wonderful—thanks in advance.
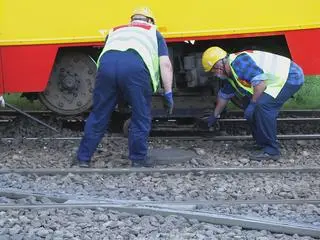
[76,7,173,168]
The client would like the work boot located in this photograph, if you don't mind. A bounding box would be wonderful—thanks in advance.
[249,151,280,161]
[131,156,155,168]
[243,144,264,151]
[78,160,90,168]
[71,158,90,168]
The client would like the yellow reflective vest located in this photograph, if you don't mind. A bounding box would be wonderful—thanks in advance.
[97,22,160,92]
[228,51,291,98]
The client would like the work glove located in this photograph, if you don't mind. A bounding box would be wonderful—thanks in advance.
[163,91,174,115]
[207,114,218,128]
[197,113,218,129]
[244,101,256,122]
[0,96,5,108]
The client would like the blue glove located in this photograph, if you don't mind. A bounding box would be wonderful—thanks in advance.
[163,91,174,115]
[244,102,256,121]
[207,114,217,128]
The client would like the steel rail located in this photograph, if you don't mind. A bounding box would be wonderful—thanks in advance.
[2,134,320,142]
[0,203,319,237]
[1,111,320,123]
[2,188,319,206]
[78,199,320,206]
[2,117,320,123]
[0,109,319,114]
[0,166,319,176]
[0,189,68,203]
[224,109,320,117]
[219,117,320,122]
[2,117,319,123]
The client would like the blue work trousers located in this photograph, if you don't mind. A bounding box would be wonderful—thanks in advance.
[248,82,303,155]
[77,50,152,162]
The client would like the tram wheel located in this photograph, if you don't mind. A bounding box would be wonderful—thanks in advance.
[39,51,96,115]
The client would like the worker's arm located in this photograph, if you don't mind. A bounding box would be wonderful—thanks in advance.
[156,31,173,93]
[213,97,229,117]
[198,96,229,128]
[212,83,234,117]
[251,81,266,103]
[159,56,173,93]
[244,81,266,121]
[157,31,173,114]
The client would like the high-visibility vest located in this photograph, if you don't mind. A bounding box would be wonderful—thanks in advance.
[97,22,160,92]
[227,51,291,98]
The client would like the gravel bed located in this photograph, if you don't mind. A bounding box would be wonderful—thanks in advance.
[0,195,319,227]
[0,116,78,138]
[198,203,320,227]
[0,172,318,202]
[0,137,319,169]
[1,115,320,169]
[1,118,319,239]
[0,208,318,240]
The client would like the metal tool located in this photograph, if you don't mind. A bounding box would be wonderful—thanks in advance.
[5,103,59,133]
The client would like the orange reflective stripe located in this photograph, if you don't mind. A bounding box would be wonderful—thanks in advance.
[113,23,152,31]
[234,50,254,56]
[238,79,251,88]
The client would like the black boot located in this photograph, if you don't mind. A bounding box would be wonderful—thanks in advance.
[249,151,280,161]
[71,158,90,168]
[131,156,155,168]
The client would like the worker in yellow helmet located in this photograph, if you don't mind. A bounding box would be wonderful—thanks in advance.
[76,6,173,168]
[201,46,304,161]
[131,6,156,24]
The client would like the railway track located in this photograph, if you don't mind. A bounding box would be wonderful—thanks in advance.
[2,110,320,125]
[0,167,319,237]
[0,202,319,238]
[1,109,320,144]
[1,109,320,129]
[0,166,319,175]
[1,134,320,142]
[0,168,319,237]
[1,110,319,238]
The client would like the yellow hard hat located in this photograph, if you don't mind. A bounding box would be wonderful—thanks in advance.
[202,46,227,72]
[132,6,155,23]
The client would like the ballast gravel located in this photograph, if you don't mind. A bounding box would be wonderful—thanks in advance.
[0,172,318,202]
[0,115,320,169]
[1,117,320,239]
[0,171,318,238]
[0,137,320,169]
[0,208,318,240]
[198,203,320,227]
[0,194,319,227]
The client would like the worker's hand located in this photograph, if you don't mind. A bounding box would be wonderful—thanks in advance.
[241,95,251,109]
[207,114,217,128]
[0,96,5,108]
[163,91,174,115]
[197,113,218,129]
[244,102,256,121]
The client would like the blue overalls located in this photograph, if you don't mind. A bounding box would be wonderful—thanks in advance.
[247,62,304,155]
[220,59,304,156]
[77,50,152,162]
